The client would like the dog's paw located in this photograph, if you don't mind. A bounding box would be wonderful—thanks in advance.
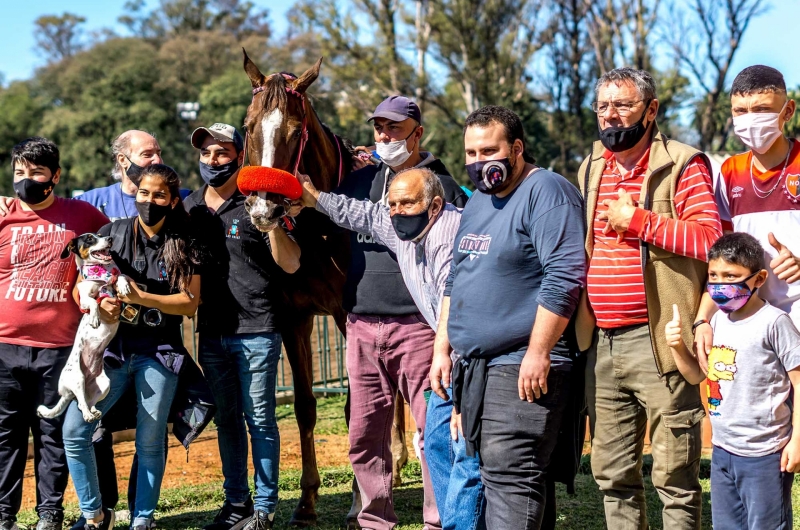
[88,312,101,329]
[83,407,102,422]
[116,276,131,297]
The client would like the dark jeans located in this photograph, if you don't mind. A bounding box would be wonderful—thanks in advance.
[0,342,70,520]
[478,364,569,530]
[711,445,793,529]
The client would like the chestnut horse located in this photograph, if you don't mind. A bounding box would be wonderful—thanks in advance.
[240,51,408,527]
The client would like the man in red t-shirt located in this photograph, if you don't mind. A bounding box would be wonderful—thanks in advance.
[0,137,108,530]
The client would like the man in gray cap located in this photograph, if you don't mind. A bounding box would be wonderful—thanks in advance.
[184,123,301,530]
[334,96,467,530]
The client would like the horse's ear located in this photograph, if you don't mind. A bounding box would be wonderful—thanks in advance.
[243,48,265,88]
[293,57,324,94]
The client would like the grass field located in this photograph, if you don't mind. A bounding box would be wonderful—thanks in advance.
[14,396,800,529]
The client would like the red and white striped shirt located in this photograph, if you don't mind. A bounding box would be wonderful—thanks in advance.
[587,148,722,329]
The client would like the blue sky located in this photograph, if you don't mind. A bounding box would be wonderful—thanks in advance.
[0,0,796,91]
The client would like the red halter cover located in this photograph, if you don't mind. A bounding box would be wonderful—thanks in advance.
[246,73,345,186]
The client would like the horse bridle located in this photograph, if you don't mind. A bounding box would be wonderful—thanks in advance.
[244,72,345,186]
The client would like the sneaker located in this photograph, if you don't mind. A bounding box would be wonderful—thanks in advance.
[0,515,19,530]
[203,498,254,530]
[242,511,273,530]
[36,511,63,530]
[84,508,115,530]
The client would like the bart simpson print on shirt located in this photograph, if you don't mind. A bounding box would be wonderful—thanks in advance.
[707,346,738,416]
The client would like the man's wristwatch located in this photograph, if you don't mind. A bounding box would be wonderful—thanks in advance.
[691,319,709,335]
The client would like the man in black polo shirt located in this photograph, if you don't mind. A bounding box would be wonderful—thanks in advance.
[335,96,467,530]
[183,123,301,530]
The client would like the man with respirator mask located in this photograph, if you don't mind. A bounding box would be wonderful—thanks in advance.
[575,67,722,529]
[435,105,586,529]
[332,96,466,530]
[693,65,800,375]
[184,123,301,530]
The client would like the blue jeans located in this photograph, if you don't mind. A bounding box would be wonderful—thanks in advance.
[63,354,178,527]
[425,386,485,530]
[199,332,281,513]
[711,445,793,529]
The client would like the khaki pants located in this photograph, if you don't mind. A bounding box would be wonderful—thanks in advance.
[586,325,704,530]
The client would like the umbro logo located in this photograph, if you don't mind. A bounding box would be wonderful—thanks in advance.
[732,185,744,198]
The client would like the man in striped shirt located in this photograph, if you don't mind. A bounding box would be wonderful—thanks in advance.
[576,67,722,529]
[295,168,484,530]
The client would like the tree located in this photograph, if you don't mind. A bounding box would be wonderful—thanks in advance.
[0,82,48,196]
[33,13,87,63]
[668,0,769,151]
[119,0,270,40]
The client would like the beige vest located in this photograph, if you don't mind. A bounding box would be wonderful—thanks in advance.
[576,129,710,375]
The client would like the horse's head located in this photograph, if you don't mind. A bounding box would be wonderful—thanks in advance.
[242,50,323,170]
[241,50,323,232]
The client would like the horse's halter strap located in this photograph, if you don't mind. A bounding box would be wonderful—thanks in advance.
[246,73,345,186]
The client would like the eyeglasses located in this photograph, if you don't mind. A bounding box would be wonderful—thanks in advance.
[591,100,645,116]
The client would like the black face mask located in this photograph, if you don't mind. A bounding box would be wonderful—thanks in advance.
[465,158,514,194]
[125,156,147,185]
[14,177,55,205]
[199,160,239,188]
[597,101,651,153]
[135,201,172,227]
[391,209,431,241]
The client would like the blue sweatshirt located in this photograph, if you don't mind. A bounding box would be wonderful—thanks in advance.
[446,168,586,365]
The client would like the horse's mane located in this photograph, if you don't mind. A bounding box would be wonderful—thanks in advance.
[262,74,289,113]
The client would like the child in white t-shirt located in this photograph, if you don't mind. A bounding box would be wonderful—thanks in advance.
[666,232,800,529]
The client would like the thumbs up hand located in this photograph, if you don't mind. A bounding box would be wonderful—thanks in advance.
[665,304,683,348]
[599,188,637,243]
[769,233,800,284]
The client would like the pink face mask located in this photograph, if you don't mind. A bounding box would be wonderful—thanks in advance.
[706,272,759,314]
[733,102,788,154]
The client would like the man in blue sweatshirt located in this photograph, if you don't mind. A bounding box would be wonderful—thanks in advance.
[433,106,586,529]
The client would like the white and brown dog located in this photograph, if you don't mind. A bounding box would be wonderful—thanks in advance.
[37,233,131,422]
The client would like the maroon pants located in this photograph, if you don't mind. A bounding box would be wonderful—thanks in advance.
[346,313,441,530]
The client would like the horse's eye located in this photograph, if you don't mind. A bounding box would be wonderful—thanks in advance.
[293,130,302,139]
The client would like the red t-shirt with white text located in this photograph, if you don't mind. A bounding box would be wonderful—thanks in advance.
[0,197,109,348]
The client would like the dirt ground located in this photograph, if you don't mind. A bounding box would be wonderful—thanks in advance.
[21,424,353,511]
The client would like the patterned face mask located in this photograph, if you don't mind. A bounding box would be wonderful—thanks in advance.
[706,271,759,314]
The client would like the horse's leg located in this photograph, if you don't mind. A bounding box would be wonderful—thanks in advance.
[283,315,320,527]
[391,393,409,487]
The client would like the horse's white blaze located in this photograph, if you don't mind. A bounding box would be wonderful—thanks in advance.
[260,108,283,167]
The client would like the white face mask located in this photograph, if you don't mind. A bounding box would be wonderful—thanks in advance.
[376,129,417,167]
[733,102,788,154]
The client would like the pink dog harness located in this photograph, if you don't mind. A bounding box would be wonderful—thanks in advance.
[81,263,121,307]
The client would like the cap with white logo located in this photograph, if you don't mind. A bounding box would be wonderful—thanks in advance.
[191,123,244,152]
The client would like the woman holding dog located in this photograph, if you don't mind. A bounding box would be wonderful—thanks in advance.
[62,164,203,530]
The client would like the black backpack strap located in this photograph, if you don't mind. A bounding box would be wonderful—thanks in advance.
[109,220,129,255]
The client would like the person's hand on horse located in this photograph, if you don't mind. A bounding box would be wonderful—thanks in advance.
[295,171,320,208]
[352,146,377,170]
[0,196,14,216]
[285,199,304,218]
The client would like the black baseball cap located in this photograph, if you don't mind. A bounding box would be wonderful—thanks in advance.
[367,96,422,124]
